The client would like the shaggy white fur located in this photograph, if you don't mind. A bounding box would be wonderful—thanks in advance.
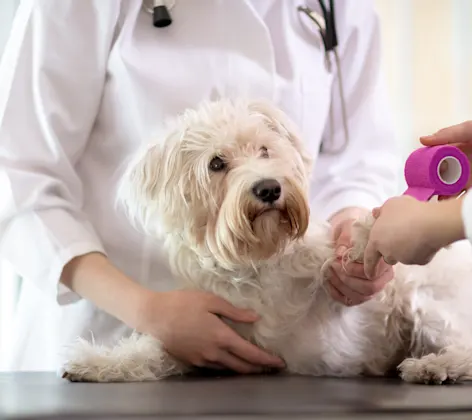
[61,98,472,385]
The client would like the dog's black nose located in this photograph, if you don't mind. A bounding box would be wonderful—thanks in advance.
[252,179,281,203]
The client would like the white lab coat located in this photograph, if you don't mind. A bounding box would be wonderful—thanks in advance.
[0,0,400,371]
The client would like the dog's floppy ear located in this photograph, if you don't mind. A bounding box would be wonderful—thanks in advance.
[117,143,164,234]
[247,99,313,174]
[117,127,189,235]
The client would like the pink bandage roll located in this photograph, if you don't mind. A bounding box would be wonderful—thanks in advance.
[404,145,470,201]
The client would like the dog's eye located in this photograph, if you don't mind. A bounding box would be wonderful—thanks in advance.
[261,146,269,158]
[209,156,227,172]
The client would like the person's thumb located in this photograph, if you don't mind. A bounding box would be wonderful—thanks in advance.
[363,240,382,280]
[420,121,472,146]
[334,223,353,259]
[210,297,260,323]
[372,207,381,218]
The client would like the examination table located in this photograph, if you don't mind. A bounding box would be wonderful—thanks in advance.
[1,372,472,419]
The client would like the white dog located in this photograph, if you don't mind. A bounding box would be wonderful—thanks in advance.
[61,98,472,385]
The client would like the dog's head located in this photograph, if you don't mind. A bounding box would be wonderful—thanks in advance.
[119,99,312,270]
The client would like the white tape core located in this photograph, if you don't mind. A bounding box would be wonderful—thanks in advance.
[438,156,461,185]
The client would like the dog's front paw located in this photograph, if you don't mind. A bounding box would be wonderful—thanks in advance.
[59,338,118,383]
[60,365,103,383]
[60,333,186,383]
[398,355,458,385]
[345,215,375,263]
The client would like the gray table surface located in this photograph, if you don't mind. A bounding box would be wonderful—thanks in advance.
[1,372,472,419]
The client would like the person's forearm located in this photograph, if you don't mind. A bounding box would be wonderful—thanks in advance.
[60,252,148,329]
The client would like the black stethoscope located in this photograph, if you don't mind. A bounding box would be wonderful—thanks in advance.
[143,0,349,154]
[297,1,349,154]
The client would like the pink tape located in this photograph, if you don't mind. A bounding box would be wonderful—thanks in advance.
[404,145,470,201]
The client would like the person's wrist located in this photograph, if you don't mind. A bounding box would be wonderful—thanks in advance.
[131,289,169,334]
[62,252,156,330]
[428,198,466,249]
[118,286,153,331]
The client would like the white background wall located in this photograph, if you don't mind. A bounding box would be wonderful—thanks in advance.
[0,0,471,362]
[374,0,472,164]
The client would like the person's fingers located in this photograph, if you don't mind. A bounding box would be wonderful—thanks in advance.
[363,241,383,280]
[331,218,355,248]
[203,362,228,370]
[372,207,381,218]
[438,189,469,201]
[419,252,436,266]
[335,260,365,278]
[336,226,352,249]
[439,159,449,177]
[223,329,285,368]
[209,297,259,323]
[335,257,391,288]
[331,218,350,241]
[333,254,389,281]
[374,259,391,277]
[420,121,472,146]
[382,256,397,266]
[213,352,264,374]
[327,282,346,303]
[329,271,368,304]
[438,194,460,201]
[336,273,385,297]
[373,268,394,290]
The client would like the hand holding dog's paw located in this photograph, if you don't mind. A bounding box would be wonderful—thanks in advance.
[363,196,447,273]
[136,290,285,374]
[328,217,393,306]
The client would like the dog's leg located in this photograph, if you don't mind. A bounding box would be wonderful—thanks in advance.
[275,215,373,281]
[60,333,188,382]
[398,346,472,384]
[345,214,375,263]
[397,292,472,385]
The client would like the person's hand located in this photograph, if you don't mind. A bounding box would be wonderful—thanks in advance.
[421,121,472,198]
[363,196,466,277]
[363,197,434,276]
[328,217,394,306]
[421,120,472,146]
[135,289,286,374]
